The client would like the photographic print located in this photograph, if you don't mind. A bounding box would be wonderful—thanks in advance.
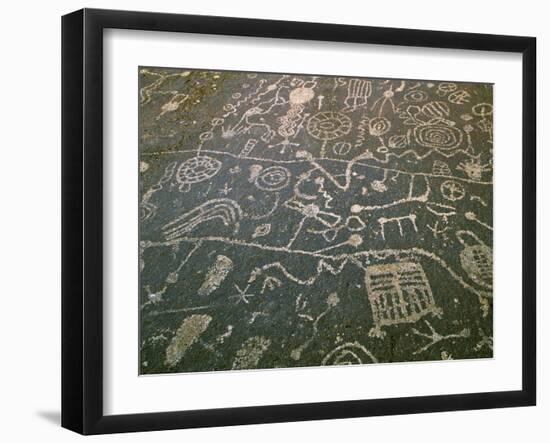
[138,68,493,375]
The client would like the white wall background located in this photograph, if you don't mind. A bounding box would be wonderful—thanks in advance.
[0,1,545,441]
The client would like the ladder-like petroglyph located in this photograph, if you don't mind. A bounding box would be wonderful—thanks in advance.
[365,262,442,338]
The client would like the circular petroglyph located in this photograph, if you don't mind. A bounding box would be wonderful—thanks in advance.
[176,156,222,186]
[440,180,465,201]
[437,82,457,95]
[368,117,391,136]
[307,111,352,141]
[332,141,352,156]
[472,102,493,117]
[322,342,378,366]
[404,89,428,102]
[414,124,463,150]
[199,131,214,142]
[254,166,291,191]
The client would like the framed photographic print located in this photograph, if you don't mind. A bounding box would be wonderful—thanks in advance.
[61,8,536,434]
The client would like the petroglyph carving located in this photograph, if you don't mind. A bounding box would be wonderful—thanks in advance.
[411,320,470,355]
[448,90,471,104]
[252,223,271,238]
[369,117,391,136]
[456,231,493,290]
[232,336,271,370]
[165,314,212,366]
[198,255,234,296]
[365,262,442,338]
[322,342,378,365]
[432,160,452,176]
[176,156,222,192]
[440,180,465,201]
[342,79,372,112]
[414,124,463,151]
[378,214,418,240]
[457,156,491,181]
[162,199,242,240]
[254,166,291,191]
[307,111,352,141]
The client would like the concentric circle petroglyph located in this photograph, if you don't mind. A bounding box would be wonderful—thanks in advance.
[176,156,222,186]
[414,124,463,150]
[307,111,352,141]
[254,166,291,191]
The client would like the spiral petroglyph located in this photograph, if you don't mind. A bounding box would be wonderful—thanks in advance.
[414,124,463,151]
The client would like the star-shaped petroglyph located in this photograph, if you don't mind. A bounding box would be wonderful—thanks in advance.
[230,284,256,305]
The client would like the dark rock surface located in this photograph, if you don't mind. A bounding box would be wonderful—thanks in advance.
[138,67,493,374]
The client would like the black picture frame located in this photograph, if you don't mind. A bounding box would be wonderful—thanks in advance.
[61,8,536,435]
